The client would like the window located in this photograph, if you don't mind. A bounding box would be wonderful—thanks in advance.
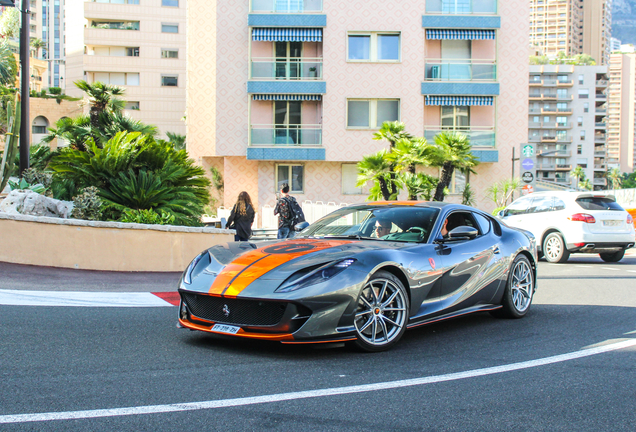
[93,72,140,86]
[556,116,567,126]
[528,196,553,213]
[543,116,550,123]
[473,213,491,235]
[584,102,589,113]
[503,196,533,216]
[342,164,365,195]
[161,49,178,59]
[557,102,567,111]
[347,32,400,62]
[161,75,178,86]
[580,130,585,140]
[276,164,304,193]
[557,88,568,99]
[578,89,589,98]
[577,116,583,126]
[161,23,178,33]
[447,170,466,194]
[533,116,540,123]
[92,21,139,31]
[577,144,582,154]
[347,99,399,128]
[32,116,49,134]
[557,74,569,82]
[32,125,47,134]
[162,0,179,6]
[126,47,139,57]
[442,106,469,129]
[125,101,140,110]
[578,74,584,84]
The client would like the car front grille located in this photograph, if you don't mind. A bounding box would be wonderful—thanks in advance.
[181,292,287,327]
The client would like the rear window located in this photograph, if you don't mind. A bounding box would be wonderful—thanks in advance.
[575,197,623,211]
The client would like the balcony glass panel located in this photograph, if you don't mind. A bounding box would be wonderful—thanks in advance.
[423,127,495,148]
[251,0,322,13]
[251,125,322,146]
[91,21,139,30]
[425,60,496,81]
[426,0,497,14]
[251,59,323,80]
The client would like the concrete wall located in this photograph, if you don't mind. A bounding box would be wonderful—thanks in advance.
[0,214,233,272]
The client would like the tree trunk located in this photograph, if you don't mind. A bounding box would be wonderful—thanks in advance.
[378,176,391,201]
[434,163,454,202]
[408,164,416,175]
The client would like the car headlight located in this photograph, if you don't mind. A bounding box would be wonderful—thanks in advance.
[183,251,211,285]
[276,259,356,293]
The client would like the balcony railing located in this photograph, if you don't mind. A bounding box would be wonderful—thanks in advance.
[250,0,323,13]
[424,60,496,81]
[250,124,322,146]
[425,0,497,14]
[250,58,323,80]
[423,126,495,148]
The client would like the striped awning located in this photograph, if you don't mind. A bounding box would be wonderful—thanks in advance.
[253,94,322,101]
[252,28,323,42]
[425,96,494,106]
[426,29,495,40]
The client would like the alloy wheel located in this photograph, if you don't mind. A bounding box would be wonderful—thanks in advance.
[545,235,562,261]
[354,278,407,347]
[511,259,533,313]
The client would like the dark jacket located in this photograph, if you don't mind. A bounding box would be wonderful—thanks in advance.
[226,204,255,239]
[274,195,295,229]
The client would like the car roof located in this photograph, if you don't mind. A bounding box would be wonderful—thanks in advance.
[518,191,616,201]
[363,201,452,208]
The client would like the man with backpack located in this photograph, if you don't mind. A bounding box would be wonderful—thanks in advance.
[274,183,305,239]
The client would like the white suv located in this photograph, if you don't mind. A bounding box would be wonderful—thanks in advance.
[498,192,635,263]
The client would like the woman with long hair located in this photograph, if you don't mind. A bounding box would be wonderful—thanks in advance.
[226,191,255,241]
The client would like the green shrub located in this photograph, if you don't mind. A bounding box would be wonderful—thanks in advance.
[119,209,176,225]
[48,87,62,95]
[22,168,53,190]
[71,186,103,221]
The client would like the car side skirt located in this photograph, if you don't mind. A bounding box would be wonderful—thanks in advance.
[406,304,502,329]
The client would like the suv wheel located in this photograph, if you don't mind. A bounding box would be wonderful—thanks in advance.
[599,250,625,263]
[543,232,570,263]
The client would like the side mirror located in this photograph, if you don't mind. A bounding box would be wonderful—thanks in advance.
[496,210,505,219]
[438,226,478,242]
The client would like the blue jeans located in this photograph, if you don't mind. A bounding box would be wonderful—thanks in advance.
[277,226,295,239]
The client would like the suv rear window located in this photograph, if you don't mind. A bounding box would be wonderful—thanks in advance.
[576,197,623,211]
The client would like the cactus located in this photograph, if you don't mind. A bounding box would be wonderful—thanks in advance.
[0,96,21,193]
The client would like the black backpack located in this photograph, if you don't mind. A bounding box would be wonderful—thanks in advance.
[285,197,306,225]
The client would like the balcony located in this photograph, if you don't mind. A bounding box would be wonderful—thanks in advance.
[424,60,496,82]
[596,79,608,87]
[594,164,606,171]
[542,79,557,87]
[250,58,323,80]
[555,164,571,171]
[594,122,606,129]
[529,122,541,129]
[537,164,556,170]
[529,79,542,86]
[557,79,573,86]
[594,178,607,186]
[423,127,495,148]
[594,134,606,143]
[250,0,322,13]
[595,94,607,100]
[541,135,557,142]
[425,0,497,14]
[594,150,606,157]
[250,125,322,146]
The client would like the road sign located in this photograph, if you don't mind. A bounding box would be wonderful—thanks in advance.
[522,184,534,195]
[522,158,534,170]
[522,171,534,183]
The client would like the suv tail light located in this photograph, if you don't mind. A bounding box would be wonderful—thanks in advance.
[628,214,634,225]
[568,213,596,223]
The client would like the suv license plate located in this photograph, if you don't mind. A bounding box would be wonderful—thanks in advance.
[211,324,240,334]
[603,220,621,226]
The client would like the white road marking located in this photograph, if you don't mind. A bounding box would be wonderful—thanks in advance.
[0,290,173,307]
[575,265,592,268]
[601,267,620,271]
[627,270,636,273]
[1,338,635,424]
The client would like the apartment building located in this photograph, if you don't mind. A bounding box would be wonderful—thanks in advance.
[64,0,186,138]
[186,0,529,220]
[529,0,612,65]
[529,64,608,189]
[607,53,636,173]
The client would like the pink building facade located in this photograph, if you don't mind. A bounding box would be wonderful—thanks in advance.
[186,0,529,224]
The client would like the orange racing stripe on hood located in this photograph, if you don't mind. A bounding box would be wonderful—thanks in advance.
[208,239,355,297]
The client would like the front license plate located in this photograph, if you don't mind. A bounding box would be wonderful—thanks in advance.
[211,324,240,334]
[603,220,621,226]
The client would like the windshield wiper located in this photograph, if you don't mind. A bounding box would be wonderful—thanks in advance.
[322,234,379,240]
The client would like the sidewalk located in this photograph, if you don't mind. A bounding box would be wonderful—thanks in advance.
[0,261,181,293]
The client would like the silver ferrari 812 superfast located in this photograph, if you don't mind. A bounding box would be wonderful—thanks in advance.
[178,202,537,352]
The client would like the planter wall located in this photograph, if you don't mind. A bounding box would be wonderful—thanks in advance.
[0,213,234,272]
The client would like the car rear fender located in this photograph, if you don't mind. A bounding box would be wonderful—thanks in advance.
[539,228,565,252]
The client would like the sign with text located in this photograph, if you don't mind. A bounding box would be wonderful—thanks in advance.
[519,143,536,192]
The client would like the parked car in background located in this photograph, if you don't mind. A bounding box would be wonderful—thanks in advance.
[497,192,635,263]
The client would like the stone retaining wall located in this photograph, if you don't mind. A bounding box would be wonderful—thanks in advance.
[0,213,234,272]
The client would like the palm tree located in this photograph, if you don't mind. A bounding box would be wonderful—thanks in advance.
[30,38,45,59]
[74,80,126,129]
[373,121,413,199]
[427,132,479,202]
[356,150,395,201]
[0,41,17,86]
[579,178,592,191]
[398,172,438,201]
[570,166,585,190]
[607,168,622,193]
[393,137,430,175]
[166,132,186,150]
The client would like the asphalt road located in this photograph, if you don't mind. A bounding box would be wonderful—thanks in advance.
[0,255,635,431]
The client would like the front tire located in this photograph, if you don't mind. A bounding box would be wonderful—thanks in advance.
[353,271,409,352]
[492,255,535,319]
[600,250,625,263]
[543,232,570,263]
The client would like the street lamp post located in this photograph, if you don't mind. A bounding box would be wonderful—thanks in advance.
[18,0,30,175]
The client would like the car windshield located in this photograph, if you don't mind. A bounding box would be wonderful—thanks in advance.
[576,197,623,211]
[297,206,441,243]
